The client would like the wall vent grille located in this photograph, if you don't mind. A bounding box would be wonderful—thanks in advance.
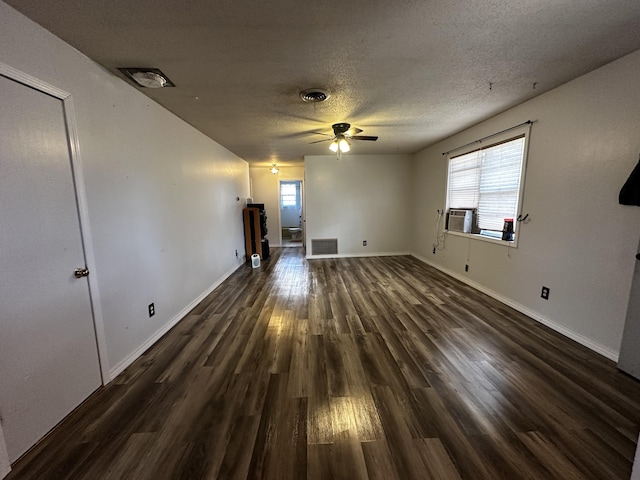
[311,238,338,255]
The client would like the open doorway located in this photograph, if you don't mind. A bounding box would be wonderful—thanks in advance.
[279,180,303,248]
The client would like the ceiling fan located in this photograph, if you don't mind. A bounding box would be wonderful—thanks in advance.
[310,123,378,153]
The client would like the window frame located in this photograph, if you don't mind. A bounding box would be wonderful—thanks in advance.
[444,125,530,247]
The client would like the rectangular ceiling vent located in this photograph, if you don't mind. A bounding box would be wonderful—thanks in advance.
[311,238,338,256]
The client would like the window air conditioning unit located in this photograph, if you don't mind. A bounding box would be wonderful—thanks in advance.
[448,209,474,233]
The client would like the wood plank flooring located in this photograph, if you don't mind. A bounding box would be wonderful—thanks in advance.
[7,247,640,479]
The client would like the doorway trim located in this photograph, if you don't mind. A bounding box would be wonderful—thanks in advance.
[0,61,110,384]
[278,179,305,248]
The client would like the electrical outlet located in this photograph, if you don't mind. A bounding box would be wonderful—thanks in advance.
[363,240,367,246]
[465,264,469,272]
[235,249,238,257]
[148,303,155,317]
[433,247,436,254]
[541,286,550,300]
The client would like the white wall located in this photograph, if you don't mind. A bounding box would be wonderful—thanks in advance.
[305,154,412,257]
[0,425,8,479]
[633,435,640,480]
[0,1,249,377]
[412,49,640,360]
[249,166,305,247]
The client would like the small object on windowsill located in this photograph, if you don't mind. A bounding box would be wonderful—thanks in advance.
[502,218,514,241]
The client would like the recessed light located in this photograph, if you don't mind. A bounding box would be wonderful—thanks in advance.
[118,68,175,88]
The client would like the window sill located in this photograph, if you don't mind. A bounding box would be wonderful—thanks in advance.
[445,230,518,248]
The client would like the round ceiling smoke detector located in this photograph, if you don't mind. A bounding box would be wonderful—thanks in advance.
[300,88,331,103]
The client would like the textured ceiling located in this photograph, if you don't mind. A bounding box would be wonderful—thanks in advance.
[6,0,640,167]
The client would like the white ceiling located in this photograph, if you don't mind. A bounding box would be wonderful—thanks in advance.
[6,0,640,167]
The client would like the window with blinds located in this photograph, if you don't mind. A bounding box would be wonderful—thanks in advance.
[447,135,526,237]
[280,183,297,207]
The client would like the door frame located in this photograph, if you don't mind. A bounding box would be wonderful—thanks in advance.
[0,61,110,384]
[278,178,304,248]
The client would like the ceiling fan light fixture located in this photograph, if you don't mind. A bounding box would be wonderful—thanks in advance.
[118,67,175,88]
[319,123,377,154]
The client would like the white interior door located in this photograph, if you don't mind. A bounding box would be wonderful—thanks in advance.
[619,237,640,379]
[0,74,102,462]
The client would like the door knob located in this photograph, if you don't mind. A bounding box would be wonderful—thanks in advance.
[74,267,90,278]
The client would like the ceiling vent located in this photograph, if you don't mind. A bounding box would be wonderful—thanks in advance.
[300,88,330,103]
[118,68,175,88]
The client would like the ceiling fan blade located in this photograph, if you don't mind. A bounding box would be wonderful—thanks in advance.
[348,127,363,135]
[309,138,333,144]
[311,131,333,137]
[351,135,378,141]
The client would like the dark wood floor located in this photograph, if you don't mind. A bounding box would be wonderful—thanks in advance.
[7,247,640,479]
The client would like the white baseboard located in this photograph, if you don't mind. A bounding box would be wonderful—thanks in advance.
[411,252,618,362]
[108,262,244,380]
[306,251,410,260]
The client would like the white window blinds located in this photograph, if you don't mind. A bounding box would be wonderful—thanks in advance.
[280,183,297,207]
[448,135,525,232]
[448,150,481,210]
